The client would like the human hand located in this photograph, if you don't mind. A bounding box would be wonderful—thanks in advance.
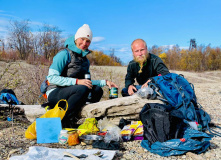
[141,79,151,88]
[106,80,118,89]
[128,85,137,95]
[77,79,92,89]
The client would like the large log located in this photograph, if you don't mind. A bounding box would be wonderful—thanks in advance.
[81,95,162,118]
[0,95,163,124]
[80,94,163,124]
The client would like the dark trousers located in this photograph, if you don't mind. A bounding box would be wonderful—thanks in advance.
[121,85,142,97]
[48,85,103,127]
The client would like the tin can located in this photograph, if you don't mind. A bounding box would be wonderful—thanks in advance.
[85,74,91,80]
[109,87,118,99]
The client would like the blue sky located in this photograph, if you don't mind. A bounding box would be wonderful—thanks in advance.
[0,0,221,64]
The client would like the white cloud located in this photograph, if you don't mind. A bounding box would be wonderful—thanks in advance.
[161,45,189,50]
[0,27,7,32]
[0,19,9,38]
[92,37,105,43]
[0,19,10,26]
[30,21,44,26]
[180,46,189,50]
[116,47,130,52]
[161,45,175,50]
[90,43,130,53]
[0,13,20,19]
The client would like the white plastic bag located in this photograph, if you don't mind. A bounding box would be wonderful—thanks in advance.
[136,87,154,99]
[97,117,122,143]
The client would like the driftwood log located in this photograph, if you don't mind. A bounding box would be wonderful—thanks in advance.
[80,95,163,124]
[1,95,163,124]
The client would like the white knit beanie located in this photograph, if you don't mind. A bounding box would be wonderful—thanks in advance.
[75,24,93,42]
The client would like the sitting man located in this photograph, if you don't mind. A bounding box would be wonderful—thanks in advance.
[121,39,169,96]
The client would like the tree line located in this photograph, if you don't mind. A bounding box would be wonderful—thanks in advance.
[0,20,220,70]
[149,45,221,71]
[0,20,122,66]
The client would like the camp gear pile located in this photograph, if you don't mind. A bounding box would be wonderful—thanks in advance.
[139,73,220,156]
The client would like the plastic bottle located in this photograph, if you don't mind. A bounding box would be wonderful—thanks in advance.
[136,87,154,99]
[58,130,69,144]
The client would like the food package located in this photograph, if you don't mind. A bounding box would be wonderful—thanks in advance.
[120,121,142,141]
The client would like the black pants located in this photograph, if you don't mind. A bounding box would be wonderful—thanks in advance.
[48,85,103,127]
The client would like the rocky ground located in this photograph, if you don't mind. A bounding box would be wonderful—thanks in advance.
[0,69,221,160]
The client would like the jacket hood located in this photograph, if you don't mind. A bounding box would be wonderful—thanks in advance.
[64,35,91,57]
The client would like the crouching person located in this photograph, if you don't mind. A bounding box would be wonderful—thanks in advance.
[122,39,169,97]
[46,24,117,128]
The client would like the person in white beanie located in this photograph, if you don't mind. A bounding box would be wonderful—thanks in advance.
[44,24,118,128]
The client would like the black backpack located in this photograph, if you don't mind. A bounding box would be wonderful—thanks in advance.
[139,103,187,145]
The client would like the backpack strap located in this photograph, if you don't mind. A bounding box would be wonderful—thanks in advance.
[207,127,221,137]
[64,48,72,55]
[148,82,168,103]
[207,124,221,137]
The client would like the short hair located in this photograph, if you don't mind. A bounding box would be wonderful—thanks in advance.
[131,39,147,51]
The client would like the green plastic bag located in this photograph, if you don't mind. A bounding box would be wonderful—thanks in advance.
[78,118,99,134]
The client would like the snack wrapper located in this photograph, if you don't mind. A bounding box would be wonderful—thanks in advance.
[121,121,142,141]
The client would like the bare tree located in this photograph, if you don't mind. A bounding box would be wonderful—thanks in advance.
[7,20,32,59]
[0,38,5,52]
[28,31,39,61]
[38,24,62,59]
[109,48,122,65]
[149,45,163,56]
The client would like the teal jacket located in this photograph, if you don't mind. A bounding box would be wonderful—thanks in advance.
[46,36,106,97]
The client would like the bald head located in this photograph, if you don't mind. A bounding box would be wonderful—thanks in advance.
[131,39,149,63]
[131,39,147,51]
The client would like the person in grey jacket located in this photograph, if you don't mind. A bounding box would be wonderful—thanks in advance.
[46,24,117,128]
[121,39,169,97]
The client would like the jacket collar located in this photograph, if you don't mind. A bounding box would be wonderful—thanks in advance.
[64,36,91,57]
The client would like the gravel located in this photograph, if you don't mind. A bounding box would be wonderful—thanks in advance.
[1,70,221,160]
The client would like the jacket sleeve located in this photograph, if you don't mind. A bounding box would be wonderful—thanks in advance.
[91,80,106,87]
[153,57,170,76]
[125,63,135,88]
[47,50,77,86]
[87,63,106,87]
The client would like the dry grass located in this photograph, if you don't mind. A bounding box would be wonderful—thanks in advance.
[90,66,126,100]
[1,61,221,159]
[1,61,221,105]
[0,61,127,104]
[0,61,48,105]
